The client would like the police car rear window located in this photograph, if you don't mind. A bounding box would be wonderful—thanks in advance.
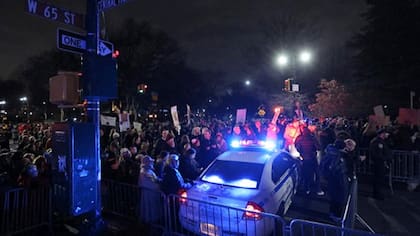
[201,160,264,189]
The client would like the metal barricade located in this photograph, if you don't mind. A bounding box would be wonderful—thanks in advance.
[357,149,420,184]
[0,186,52,235]
[391,150,420,183]
[341,178,357,229]
[100,179,379,236]
[101,179,167,234]
[290,219,383,236]
[101,178,140,220]
[166,193,286,236]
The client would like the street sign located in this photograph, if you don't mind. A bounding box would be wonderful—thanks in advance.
[26,0,85,29]
[57,29,114,56]
[98,0,130,11]
[98,41,113,56]
[57,29,86,54]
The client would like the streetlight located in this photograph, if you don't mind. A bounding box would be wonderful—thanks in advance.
[245,80,251,86]
[276,54,289,67]
[276,50,312,69]
[19,96,29,121]
[299,50,312,64]
[275,49,313,92]
[0,100,6,117]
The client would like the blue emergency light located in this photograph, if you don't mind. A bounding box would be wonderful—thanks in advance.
[230,139,277,151]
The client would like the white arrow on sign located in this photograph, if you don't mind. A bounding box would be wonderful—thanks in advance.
[98,41,113,56]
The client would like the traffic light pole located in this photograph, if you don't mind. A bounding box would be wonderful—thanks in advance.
[85,0,103,232]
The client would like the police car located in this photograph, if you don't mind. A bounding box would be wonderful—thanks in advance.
[178,139,299,236]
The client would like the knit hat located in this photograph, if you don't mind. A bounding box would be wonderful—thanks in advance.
[112,132,120,139]
[141,155,154,167]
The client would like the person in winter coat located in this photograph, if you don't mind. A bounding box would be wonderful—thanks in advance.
[295,127,324,196]
[369,128,392,200]
[179,148,202,182]
[322,139,349,221]
[138,155,162,224]
[161,154,191,195]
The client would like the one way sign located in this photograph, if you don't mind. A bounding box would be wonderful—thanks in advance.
[57,28,113,56]
[98,41,113,56]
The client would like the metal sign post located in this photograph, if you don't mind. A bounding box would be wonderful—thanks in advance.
[84,0,103,231]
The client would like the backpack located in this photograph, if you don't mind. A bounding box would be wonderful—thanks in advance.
[320,148,344,179]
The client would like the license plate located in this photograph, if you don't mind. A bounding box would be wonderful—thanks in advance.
[200,222,218,236]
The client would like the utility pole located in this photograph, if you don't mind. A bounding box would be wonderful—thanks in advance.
[85,0,103,231]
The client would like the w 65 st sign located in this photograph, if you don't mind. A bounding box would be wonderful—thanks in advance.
[25,0,85,29]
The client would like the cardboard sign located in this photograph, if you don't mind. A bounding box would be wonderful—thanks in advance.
[100,115,116,127]
[133,122,142,132]
[373,105,385,117]
[235,109,247,124]
[368,114,391,128]
[118,112,130,132]
[171,106,181,133]
[186,104,191,126]
[397,108,420,126]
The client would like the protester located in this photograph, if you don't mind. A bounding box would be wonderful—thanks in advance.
[215,132,228,155]
[343,138,364,180]
[295,127,324,196]
[321,139,349,221]
[155,151,169,179]
[179,148,202,182]
[164,132,178,154]
[138,155,162,224]
[198,128,217,168]
[161,154,191,195]
[153,129,169,156]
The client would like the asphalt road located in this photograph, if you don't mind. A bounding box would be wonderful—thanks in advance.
[286,177,420,236]
[357,180,420,236]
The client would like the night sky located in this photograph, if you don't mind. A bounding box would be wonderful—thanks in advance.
[0,0,366,80]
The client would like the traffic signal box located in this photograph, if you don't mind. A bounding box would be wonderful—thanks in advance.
[284,79,291,91]
[51,122,97,216]
[49,72,80,105]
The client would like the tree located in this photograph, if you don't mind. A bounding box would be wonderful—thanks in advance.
[309,79,351,118]
[7,50,81,118]
[0,80,26,115]
[242,14,322,99]
[108,19,205,113]
[8,50,80,105]
[268,92,311,119]
[349,0,420,112]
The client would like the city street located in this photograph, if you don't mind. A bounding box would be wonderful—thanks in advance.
[357,180,420,236]
[286,177,420,236]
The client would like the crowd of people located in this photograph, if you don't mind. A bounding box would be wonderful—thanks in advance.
[0,110,418,223]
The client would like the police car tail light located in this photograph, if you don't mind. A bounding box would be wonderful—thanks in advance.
[178,189,188,204]
[243,201,264,220]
